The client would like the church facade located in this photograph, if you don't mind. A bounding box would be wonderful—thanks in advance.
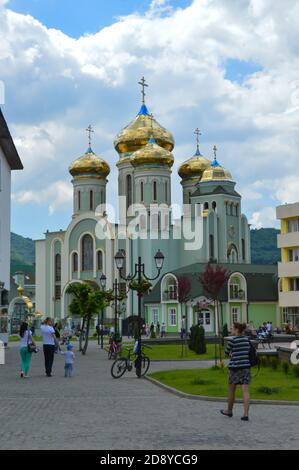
[35,82,279,333]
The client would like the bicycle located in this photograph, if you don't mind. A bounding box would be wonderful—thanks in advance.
[105,334,122,360]
[111,344,151,379]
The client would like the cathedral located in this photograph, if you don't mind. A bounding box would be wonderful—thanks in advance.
[35,80,279,334]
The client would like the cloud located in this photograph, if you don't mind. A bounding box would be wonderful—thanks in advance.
[1,0,299,233]
[12,181,73,215]
[249,207,277,229]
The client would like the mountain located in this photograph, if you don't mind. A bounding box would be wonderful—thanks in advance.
[10,232,35,274]
[250,228,280,265]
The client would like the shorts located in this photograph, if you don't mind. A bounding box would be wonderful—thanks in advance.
[229,368,251,385]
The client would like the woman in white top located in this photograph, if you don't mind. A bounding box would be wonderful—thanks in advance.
[19,322,36,378]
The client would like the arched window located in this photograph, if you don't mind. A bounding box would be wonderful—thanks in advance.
[212,201,217,211]
[72,252,78,272]
[126,174,132,209]
[227,244,238,264]
[188,192,192,205]
[78,191,81,211]
[204,202,209,210]
[140,181,144,202]
[82,234,94,271]
[242,238,246,260]
[153,181,157,201]
[165,181,168,202]
[209,234,214,260]
[55,254,61,282]
[235,204,239,216]
[97,250,103,271]
[89,190,93,211]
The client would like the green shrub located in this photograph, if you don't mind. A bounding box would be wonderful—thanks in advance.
[150,330,156,339]
[188,325,207,355]
[257,386,281,395]
[292,365,299,378]
[282,361,290,375]
[270,357,280,371]
[191,377,206,385]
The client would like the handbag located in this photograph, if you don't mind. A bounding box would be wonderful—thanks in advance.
[27,329,37,353]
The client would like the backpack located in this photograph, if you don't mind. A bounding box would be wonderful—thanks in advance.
[249,341,260,368]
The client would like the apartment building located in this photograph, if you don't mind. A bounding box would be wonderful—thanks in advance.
[277,202,299,328]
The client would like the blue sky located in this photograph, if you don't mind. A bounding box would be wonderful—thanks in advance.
[1,0,299,239]
[8,0,191,37]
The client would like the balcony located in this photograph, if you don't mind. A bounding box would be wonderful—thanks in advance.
[278,262,299,278]
[277,232,299,249]
[229,289,246,301]
[163,291,178,302]
[279,291,299,308]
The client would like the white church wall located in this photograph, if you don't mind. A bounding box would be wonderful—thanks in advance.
[0,146,11,292]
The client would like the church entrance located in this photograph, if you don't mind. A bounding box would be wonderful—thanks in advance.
[197,309,213,333]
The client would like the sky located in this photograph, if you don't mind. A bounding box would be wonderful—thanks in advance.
[1,0,299,239]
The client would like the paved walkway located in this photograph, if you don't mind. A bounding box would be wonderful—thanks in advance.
[0,342,298,450]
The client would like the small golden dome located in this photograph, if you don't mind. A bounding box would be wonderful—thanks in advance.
[114,104,175,156]
[69,147,110,179]
[200,158,233,183]
[178,150,211,180]
[131,137,174,168]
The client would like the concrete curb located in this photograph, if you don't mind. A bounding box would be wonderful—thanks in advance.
[145,376,299,406]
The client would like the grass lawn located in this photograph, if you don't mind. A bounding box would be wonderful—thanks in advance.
[119,343,224,361]
[150,365,299,402]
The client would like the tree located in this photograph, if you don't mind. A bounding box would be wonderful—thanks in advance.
[66,282,113,355]
[177,276,192,356]
[198,263,230,364]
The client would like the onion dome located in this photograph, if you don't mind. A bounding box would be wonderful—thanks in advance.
[69,147,110,179]
[178,148,211,180]
[114,104,175,157]
[131,136,174,168]
[200,149,233,183]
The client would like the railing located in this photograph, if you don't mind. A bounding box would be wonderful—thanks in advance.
[229,290,245,300]
[163,291,178,301]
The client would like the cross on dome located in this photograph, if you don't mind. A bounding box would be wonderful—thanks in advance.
[86,125,94,149]
[194,128,202,155]
[138,76,148,105]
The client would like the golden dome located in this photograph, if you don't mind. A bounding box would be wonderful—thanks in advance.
[178,149,211,180]
[200,158,233,183]
[114,104,175,156]
[131,137,174,168]
[69,147,110,179]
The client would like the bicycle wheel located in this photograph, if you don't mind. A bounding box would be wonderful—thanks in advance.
[135,355,150,377]
[111,358,128,379]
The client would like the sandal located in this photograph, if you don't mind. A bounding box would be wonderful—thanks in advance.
[220,410,233,418]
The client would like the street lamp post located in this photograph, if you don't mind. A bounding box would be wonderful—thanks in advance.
[97,274,107,349]
[114,249,164,378]
[0,282,4,308]
[112,279,124,336]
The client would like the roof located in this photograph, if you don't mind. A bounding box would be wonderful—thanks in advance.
[192,185,241,198]
[145,262,278,304]
[0,108,23,170]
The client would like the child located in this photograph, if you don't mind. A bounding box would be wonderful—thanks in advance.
[60,344,75,377]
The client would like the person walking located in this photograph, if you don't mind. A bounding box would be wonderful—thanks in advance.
[60,344,75,378]
[161,322,166,338]
[156,321,160,337]
[220,322,251,421]
[149,322,155,338]
[19,322,36,378]
[41,318,57,377]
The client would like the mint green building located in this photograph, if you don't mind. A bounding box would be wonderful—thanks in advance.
[35,83,279,332]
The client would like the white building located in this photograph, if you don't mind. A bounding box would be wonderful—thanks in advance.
[0,108,23,307]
